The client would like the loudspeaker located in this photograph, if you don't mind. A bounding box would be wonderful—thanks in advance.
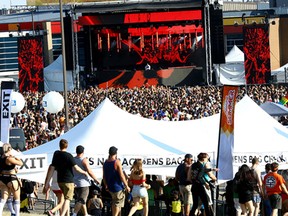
[210,7,225,64]
[64,16,73,70]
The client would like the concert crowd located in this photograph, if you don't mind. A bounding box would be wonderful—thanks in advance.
[12,84,288,150]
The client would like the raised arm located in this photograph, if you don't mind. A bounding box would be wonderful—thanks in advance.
[7,155,23,167]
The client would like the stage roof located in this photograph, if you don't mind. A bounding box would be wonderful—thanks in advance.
[74,0,203,14]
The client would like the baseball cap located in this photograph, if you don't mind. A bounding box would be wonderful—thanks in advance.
[76,145,85,154]
[109,146,118,155]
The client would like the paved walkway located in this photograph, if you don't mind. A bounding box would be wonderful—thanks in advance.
[4,185,54,215]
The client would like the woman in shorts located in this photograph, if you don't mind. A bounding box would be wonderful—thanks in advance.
[45,171,64,216]
[0,143,23,216]
[128,159,150,216]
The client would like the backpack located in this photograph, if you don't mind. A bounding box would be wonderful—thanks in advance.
[191,161,205,184]
[22,180,34,194]
[232,172,240,194]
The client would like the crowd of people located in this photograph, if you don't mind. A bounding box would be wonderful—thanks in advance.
[1,83,288,215]
[231,159,288,216]
[11,84,288,150]
[3,140,288,216]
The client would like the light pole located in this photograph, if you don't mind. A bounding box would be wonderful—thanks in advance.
[285,67,287,83]
[204,0,212,85]
[59,0,69,131]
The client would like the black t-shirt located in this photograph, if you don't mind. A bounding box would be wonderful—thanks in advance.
[51,150,76,183]
[176,163,188,185]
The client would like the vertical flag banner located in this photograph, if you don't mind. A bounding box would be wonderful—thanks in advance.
[0,81,16,143]
[243,24,271,84]
[217,85,238,182]
[18,36,44,92]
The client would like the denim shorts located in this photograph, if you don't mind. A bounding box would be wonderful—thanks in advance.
[131,185,148,198]
[253,193,261,203]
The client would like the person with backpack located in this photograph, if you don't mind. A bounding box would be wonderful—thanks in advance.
[189,152,217,216]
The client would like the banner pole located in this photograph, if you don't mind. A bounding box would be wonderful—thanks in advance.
[0,81,16,143]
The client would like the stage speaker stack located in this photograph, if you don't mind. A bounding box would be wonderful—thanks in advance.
[210,7,225,64]
[64,15,74,71]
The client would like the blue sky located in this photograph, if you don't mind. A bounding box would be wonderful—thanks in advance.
[1,0,27,9]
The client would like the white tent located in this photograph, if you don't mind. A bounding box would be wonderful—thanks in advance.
[216,45,246,85]
[225,45,244,63]
[260,101,288,116]
[271,63,288,83]
[17,95,288,183]
[44,55,74,91]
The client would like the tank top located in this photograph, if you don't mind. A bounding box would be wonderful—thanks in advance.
[0,156,15,172]
[103,160,124,193]
[131,179,146,185]
[73,156,90,187]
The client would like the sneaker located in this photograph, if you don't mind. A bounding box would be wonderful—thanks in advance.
[47,210,54,216]
[11,214,15,216]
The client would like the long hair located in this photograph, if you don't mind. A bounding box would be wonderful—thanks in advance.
[239,164,256,182]
[130,159,143,176]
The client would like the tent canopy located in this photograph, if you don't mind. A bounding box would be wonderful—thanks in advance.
[225,45,244,63]
[271,63,288,83]
[44,55,75,91]
[17,95,288,183]
[260,101,288,116]
[216,45,246,85]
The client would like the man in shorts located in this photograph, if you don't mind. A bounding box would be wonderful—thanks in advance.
[72,145,100,216]
[44,139,88,216]
[103,146,130,216]
[264,162,288,216]
[250,157,263,216]
[175,153,193,216]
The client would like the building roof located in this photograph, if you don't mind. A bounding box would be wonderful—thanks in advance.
[74,0,202,14]
[0,1,286,24]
